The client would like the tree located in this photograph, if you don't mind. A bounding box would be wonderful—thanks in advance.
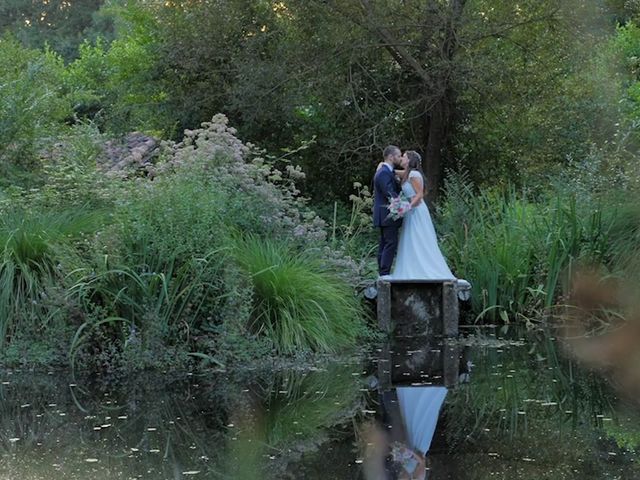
[0,36,72,185]
[288,0,628,198]
[279,0,565,199]
[8,0,627,201]
[0,0,107,60]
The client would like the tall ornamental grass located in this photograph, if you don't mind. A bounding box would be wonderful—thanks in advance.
[437,172,631,322]
[0,207,101,346]
[233,236,366,354]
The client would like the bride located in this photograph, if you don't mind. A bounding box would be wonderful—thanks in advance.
[388,151,470,293]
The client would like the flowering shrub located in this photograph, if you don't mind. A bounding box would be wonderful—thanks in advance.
[152,114,328,243]
[0,113,370,367]
[58,115,369,367]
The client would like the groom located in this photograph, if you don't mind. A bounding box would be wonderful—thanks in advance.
[373,145,403,279]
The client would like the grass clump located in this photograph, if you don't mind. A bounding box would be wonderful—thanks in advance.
[234,236,367,354]
[437,171,639,322]
[0,206,101,348]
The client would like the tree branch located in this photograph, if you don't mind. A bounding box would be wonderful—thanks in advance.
[465,10,560,44]
[358,0,431,84]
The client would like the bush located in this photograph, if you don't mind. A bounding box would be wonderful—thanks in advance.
[0,36,73,185]
[28,122,114,209]
[65,6,172,135]
[437,171,629,322]
[233,236,367,353]
[61,115,368,368]
[65,171,232,369]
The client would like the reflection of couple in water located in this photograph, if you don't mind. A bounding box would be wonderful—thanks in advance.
[388,440,428,480]
[364,386,447,480]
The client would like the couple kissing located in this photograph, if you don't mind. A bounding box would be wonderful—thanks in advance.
[372,145,471,297]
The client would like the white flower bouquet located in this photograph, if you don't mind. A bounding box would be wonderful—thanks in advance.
[387,193,411,220]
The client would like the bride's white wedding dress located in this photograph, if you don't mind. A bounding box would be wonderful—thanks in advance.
[396,386,447,455]
[392,171,470,296]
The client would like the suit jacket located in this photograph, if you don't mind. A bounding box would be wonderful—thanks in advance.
[373,165,402,228]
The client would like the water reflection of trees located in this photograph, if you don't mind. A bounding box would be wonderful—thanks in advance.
[0,373,228,478]
[0,363,365,479]
[438,328,640,479]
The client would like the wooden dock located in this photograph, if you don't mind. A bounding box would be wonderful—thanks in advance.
[374,279,462,388]
[376,279,459,337]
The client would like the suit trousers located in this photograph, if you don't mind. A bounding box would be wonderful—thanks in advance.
[378,225,400,276]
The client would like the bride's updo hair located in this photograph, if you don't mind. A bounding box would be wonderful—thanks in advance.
[405,150,423,169]
[402,150,426,194]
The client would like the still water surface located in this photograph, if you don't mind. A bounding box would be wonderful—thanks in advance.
[1,327,639,479]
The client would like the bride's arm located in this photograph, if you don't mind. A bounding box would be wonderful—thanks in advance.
[409,176,425,208]
[375,163,404,174]
[376,163,405,182]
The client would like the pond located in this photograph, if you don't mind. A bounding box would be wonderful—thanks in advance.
[1,327,639,479]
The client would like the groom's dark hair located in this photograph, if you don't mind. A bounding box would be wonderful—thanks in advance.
[383,145,400,160]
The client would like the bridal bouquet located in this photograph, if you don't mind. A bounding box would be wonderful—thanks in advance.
[390,442,421,476]
[387,193,411,220]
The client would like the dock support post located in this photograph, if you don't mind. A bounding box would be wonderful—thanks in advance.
[442,281,459,337]
[376,279,392,333]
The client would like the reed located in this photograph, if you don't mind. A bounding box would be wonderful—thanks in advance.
[438,172,623,322]
[0,207,101,346]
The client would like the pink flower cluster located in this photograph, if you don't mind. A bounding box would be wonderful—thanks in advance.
[387,194,411,220]
[152,114,328,242]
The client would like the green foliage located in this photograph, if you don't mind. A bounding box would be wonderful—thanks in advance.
[600,197,640,282]
[152,114,328,243]
[0,206,102,347]
[0,0,106,60]
[233,236,366,354]
[66,11,171,135]
[333,182,377,258]
[25,116,365,369]
[612,21,640,162]
[605,410,640,452]
[131,0,634,200]
[3,0,637,363]
[456,0,624,188]
[0,36,72,185]
[438,171,639,322]
[64,171,233,368]
[33,123,112,208]
[3,0,636,200]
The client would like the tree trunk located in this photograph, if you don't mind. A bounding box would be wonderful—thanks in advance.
[356,0,466,203]
[423,97,447,205]
[422,0,466,204]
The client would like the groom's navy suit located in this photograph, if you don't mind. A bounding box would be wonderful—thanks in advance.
[373,164,402,276]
